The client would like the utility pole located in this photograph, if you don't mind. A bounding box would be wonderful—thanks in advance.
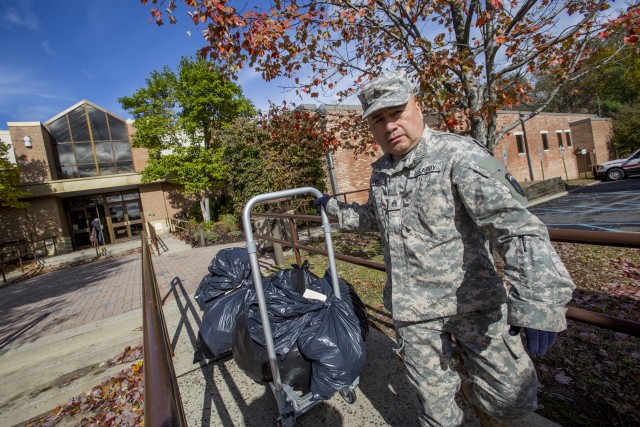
[519,113,535,182]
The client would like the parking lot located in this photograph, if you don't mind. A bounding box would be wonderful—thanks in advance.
[529,177,640,233]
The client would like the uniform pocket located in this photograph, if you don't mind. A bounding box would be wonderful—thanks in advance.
[502,331,526,360]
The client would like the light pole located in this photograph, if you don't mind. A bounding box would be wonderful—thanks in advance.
[317,106,339,196]
[519,113,535,182]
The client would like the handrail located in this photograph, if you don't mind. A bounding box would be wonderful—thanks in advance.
[250,210,640,337]
[141,232,187,426]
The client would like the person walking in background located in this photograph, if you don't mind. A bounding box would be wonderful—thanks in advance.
[314,71,575,426]
[90,216,104,246]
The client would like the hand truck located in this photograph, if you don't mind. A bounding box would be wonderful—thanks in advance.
[242,187,359,427]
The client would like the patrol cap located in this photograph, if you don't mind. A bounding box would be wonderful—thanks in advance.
[357,71,414,119]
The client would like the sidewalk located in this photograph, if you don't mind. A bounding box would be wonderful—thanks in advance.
[0,234,560,426]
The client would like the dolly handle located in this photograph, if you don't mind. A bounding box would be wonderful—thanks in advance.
[242,187,341,392]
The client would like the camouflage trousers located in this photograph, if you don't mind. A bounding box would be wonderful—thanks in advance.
[394,305,538,426]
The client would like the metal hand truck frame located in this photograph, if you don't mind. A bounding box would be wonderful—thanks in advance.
[242,187,359,427]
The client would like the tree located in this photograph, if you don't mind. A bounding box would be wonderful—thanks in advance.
[611,104,640,157]
[0,140,29,208]
[217,103,333,215]
[119,55,255,220]
[532,40,640,116]
[531,37,640,154]
[143,0,639,153]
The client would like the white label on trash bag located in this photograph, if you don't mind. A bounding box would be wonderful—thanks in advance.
[303,289,327,302]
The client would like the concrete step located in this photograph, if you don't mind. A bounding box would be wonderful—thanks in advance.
[0,310,142,426]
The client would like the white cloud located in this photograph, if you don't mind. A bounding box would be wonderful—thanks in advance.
[41,40,53,55]
[1,0,40,31]
[0,65,74,124]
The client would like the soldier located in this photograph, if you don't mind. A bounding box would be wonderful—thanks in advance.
[314,71,575,426]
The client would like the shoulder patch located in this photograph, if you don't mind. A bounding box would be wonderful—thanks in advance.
[505,173,526,197]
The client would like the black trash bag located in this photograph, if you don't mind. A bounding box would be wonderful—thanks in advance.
[194,247,254,311]
[232,307,312,391]
[193,284,254,363]
[297,271,367,401]
[245,262,323,358]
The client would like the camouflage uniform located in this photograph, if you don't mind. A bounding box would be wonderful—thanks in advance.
[326,125,575,425]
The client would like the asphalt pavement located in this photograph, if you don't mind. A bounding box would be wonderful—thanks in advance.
[529,177,640,232]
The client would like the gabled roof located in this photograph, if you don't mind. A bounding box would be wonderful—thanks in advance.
[43,100,128,126]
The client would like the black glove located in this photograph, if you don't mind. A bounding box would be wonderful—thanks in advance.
[509,326,557,356]
[313,194,332,213]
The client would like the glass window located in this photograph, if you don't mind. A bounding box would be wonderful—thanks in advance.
[125,201,141,220]
[565,132,572,147]
[57,143,75,166]
[130,223,144,237]
[98,163,117,175]
[49,116,71,142]
[88,106,110,141]
[541,133,549,150]
[94,142,114,162]
[556,132,563,148]
[108,115,128,140]
[68,105,90,142]
[74,143,94,164]
[122,190,140,200]
[78,164,98,177]
[516,134,525,154]
[48,102,134,179]
[60,166,78,179]
[106,192,122,203]
[117,162,135,174]
[109,205,125,223]
[113,141,132,161]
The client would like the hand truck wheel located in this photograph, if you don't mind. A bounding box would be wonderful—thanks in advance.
[339,388,357,404]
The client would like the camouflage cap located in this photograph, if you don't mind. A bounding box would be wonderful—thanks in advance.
[357,71,414,119]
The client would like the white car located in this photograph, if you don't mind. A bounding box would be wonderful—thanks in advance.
[595,148,640,181]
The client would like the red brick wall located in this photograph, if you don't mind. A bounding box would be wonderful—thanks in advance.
[162,183,192,219]
[139,183,169,221]
[9,123,56,183]
[493,112,598,182]
[0,197,68,243]
[325,109,612,198]
[126,121,149,172]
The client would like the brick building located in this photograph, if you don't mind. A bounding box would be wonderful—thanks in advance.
[0,100,188,254]
[315,106,614,203]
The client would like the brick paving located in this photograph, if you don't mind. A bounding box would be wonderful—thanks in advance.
[0,240,246,353]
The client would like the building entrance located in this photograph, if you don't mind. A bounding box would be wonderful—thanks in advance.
[64,190,142,249]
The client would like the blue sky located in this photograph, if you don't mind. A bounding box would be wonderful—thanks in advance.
[0,0,328,128]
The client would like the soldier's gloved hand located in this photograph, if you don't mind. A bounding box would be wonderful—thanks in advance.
[509,326,557,356]
[313,194,332,213]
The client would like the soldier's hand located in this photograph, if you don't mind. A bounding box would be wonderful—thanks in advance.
[509,326,558,356]
[313,194,332,213]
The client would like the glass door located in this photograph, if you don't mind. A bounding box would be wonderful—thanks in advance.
[106,190,143,241]
[69,208,91,248]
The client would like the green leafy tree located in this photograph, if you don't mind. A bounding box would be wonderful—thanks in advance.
[0,140,29,208]
[119,55,255,220]
[531,38,640,154]
[143,0,639,152]
[217,103,331,215]
[611,104,640,157]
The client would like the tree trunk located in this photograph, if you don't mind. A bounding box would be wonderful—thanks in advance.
[200,196,211,222]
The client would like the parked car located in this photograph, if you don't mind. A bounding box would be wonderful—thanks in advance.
[595,148,640,181]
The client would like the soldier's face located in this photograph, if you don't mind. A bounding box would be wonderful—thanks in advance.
[367,96,424,156]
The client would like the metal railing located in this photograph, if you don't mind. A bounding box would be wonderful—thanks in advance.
[1,236,58,283]
[250,209,640,337]
[141,230,187,426]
